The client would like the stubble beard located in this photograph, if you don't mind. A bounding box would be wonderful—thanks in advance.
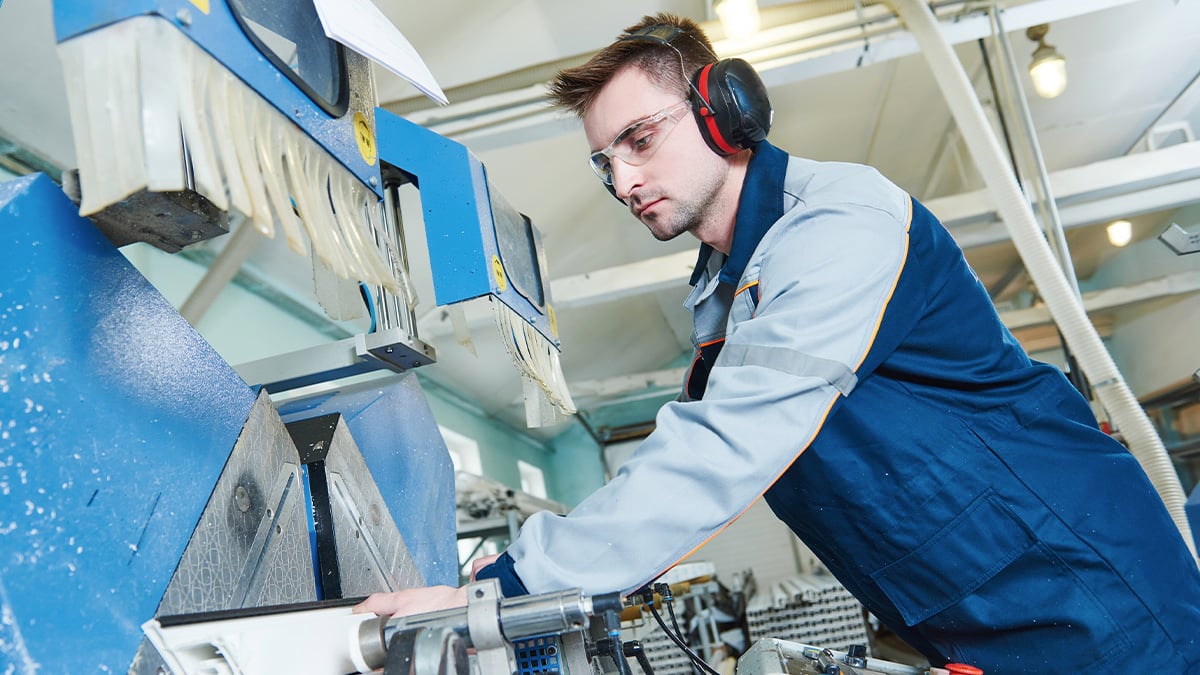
[638,168,727,243]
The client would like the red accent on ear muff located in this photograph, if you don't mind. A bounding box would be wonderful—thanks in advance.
[695,63,740,155]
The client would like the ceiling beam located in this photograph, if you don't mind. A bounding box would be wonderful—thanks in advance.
[1002,269,1200,330]
[936,139,1200,229]
[564,142,1200,315]
[550,250,698,310]
[395,0,1144,151]
[1125,69,1200,155]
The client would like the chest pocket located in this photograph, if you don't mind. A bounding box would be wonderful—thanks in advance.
[685,281,760,401]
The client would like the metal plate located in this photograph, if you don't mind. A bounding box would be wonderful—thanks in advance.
[132,390,317,672]
[323,415,424,596]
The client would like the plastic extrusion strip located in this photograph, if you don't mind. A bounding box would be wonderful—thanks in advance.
[57,15,399,291]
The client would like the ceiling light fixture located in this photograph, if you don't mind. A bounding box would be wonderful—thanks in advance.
[1026,23,1067,99]
[714,0,761,40]
[1107,220,1133,247]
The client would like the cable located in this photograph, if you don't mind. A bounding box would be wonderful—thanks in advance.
[661,586,685,638]
[640,585,720,675]
[358,281,377,333]
[646,603,718,675]
[623,641,655,675]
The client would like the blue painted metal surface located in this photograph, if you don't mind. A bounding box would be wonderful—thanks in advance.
[52,0,384,198]
[376,108,559,345]
[0,174,259,673]
[1189,483,1200,554]
[278,374,458,587]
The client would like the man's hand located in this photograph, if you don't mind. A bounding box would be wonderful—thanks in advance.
[352,585,468,617]
[352,553,504,618]
[470,553,501,581]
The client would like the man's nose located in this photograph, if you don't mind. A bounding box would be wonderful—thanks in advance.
[611,158,641,202]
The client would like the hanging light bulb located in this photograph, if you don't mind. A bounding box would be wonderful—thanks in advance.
[1107,220,1133,247]
[714,0,760,39]
[1026,24,1067,99]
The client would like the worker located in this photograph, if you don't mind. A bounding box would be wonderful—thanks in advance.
[358,13,1200,672]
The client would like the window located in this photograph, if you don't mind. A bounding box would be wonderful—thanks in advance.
[440,426,481,475]
[517,460,547,499]
[227,0,349,115]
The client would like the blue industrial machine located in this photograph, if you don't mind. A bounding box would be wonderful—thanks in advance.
[0,170,458,675]
[0,0,571,672]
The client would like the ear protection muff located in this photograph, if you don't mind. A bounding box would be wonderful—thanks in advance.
[690,58,773,155]
[619,25,773,157]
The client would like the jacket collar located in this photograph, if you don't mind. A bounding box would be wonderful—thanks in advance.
[689,141,789,287]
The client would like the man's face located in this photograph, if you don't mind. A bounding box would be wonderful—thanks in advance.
[583,66,732,244]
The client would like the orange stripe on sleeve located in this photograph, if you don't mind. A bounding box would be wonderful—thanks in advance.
[849,196,912,373]
[649,390,842,582]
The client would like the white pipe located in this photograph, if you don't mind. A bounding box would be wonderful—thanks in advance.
[885,0,1196,562]
[180,213,257,325]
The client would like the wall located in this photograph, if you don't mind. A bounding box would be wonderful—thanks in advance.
[547,423,607,507]
[420,380,562,499]
[122,243,358,363]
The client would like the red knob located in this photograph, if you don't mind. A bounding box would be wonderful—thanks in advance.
[946,665,983,675]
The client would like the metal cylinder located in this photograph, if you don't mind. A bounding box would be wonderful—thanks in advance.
[358,587,593,672]
[496,588,590,640]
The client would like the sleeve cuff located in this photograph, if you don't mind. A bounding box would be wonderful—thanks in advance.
[473,551,529,597]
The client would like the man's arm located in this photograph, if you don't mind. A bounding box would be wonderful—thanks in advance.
[501,198,913,596]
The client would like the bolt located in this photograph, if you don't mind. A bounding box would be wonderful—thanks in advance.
[234,485,250,513]
[176,8,192,26]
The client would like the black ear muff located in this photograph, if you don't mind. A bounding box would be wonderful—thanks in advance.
[690,58,773,156]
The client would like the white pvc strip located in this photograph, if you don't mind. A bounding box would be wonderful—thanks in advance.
[493,301,576,425]
[57,16,400,295]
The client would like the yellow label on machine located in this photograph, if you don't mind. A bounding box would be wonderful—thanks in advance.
[491,255,507,292]
[189,0,210,14]
[547,304,558,337]
[353,111,377,166]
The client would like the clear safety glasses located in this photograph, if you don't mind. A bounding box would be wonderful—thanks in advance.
[588,100,691,185]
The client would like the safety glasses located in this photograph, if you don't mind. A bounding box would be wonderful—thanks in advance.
[588,100,691,185]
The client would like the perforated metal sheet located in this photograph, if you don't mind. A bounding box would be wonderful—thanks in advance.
[131,390,316,673]
[324,416,425,596]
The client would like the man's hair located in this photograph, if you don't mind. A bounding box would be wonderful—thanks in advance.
[547,13,717,118]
